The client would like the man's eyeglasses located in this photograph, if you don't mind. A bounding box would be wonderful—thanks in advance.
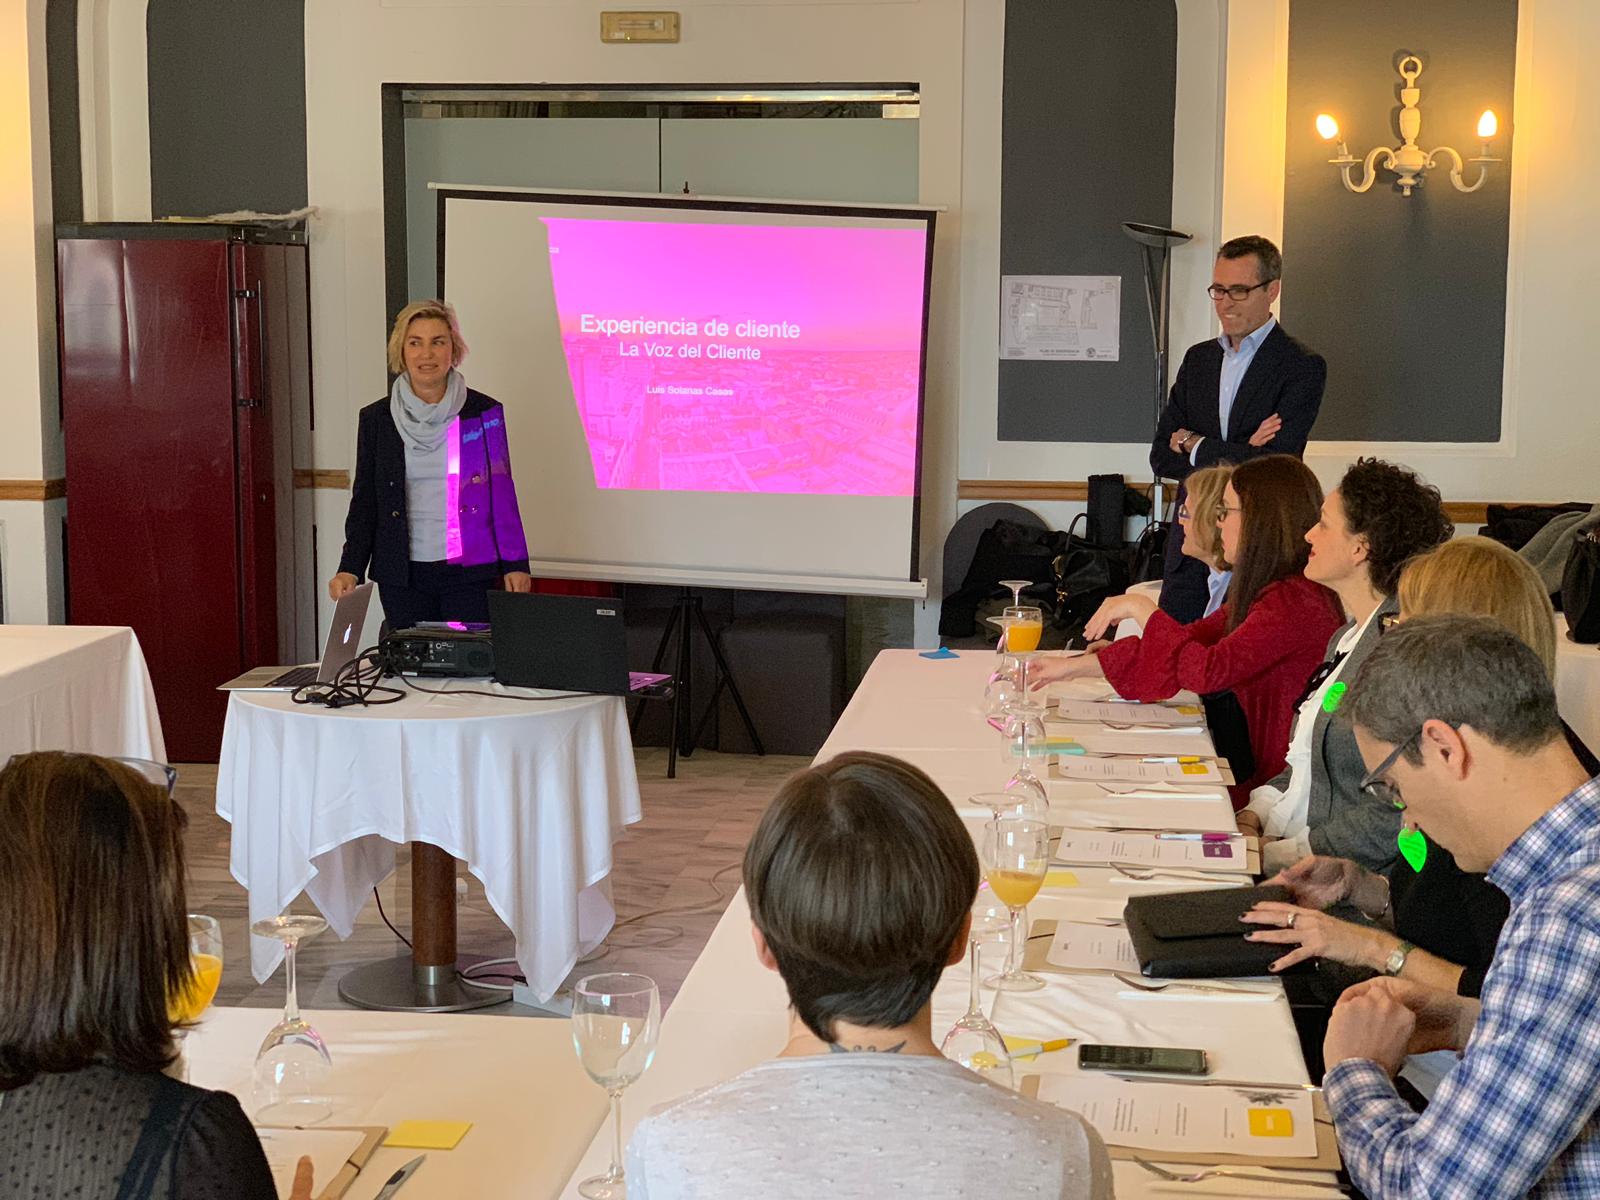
[1207,281,1272,302]
[1359,731,1423,810]
[2,753,177,798]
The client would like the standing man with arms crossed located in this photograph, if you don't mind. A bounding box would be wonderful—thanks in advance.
[1151,236,1327,622]
[1323,616,1600,1198]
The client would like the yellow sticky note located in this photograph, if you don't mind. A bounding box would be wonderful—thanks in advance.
[385,1120,473,1150]
[1175,705,1203,716]
[1044,870,1080,888]
[1247,1107,1295,1138]
[1180,763,1207,775]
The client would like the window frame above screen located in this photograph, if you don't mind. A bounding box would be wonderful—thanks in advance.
[434,186,939,595]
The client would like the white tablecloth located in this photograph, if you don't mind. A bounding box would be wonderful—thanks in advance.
[1558,615,1600,754]
[0,625,165,760]
[187,1006,608,1199]
[562,650,1330,1198]
[217,682,642,1000]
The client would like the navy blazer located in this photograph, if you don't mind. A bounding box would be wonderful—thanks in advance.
[1149,323,1327,481]
[336,390,531,589]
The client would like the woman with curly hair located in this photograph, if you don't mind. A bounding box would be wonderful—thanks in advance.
[1237,458,1454,872]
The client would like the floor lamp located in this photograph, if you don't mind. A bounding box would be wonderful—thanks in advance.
[1121,221,1192,537]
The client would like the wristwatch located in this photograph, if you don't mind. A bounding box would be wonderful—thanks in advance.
[1383,940,1415,977]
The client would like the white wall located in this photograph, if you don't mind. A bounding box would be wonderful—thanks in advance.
[1,0,66,623]
[302,0,968,643]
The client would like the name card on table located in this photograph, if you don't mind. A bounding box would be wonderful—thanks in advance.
[1050,698,1205,727]
[1050,830,1248,872]
[1051,757,1233,787]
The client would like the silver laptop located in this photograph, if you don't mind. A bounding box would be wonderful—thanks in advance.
[219,583,375,691]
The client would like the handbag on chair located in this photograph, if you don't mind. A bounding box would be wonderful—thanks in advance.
[1562,529,1600,644]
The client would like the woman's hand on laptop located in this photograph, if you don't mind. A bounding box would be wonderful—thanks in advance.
[328,572,358,601]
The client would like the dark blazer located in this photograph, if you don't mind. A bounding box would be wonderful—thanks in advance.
[1149,323,1327,481]
[1267,596,1405,872]
[336,389,531,589]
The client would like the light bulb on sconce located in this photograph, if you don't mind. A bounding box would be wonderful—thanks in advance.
[1317,56,1502,196]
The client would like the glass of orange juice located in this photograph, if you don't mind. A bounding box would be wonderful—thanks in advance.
[172,914,223,1024]
[981,819,1049,992]
[1002,606,1044,655]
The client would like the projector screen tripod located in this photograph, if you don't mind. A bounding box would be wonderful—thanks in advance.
[633,588,765,777]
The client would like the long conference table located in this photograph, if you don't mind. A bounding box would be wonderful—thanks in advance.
[559,649,1341,1198]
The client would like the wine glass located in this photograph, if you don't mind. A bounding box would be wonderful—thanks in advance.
[999,579,1032,607]
[968,789,1048,826]
[982,819,1049,992]
[1002,605,1044,655]
[998,701,1050,807]
[251,913,333,1125]
[941,939,1014,1087]
[572,973,662,1199]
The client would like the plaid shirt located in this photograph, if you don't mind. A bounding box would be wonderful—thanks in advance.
[1325,774,1600,1198]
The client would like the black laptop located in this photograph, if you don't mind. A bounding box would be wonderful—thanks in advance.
[487,591,669,696]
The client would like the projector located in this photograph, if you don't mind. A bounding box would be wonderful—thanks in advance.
[381,627,495,678]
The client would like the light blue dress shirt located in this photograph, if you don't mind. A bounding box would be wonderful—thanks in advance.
[1203,567,1232,618]
[1190,316,1277,463]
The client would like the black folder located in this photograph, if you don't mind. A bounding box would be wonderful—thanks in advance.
[1123,885,1292,978]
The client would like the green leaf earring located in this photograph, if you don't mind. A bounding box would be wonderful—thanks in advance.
[1397,826,1428,873]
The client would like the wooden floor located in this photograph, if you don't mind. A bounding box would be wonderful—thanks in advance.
[180,747,807,1018]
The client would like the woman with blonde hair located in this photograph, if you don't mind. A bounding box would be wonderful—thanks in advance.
[1244,535,1596,1007]
[329,300,531,629]
[1179,464,1234,617]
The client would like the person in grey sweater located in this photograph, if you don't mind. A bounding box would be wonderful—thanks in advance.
[1239,459,1453,873]
[625,753,1112,1200]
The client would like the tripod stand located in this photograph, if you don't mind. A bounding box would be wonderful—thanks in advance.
[631,588,765,778]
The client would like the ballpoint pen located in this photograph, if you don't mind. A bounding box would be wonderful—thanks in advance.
[1004,1037,1073,1060]
[1153,832,1235,842]
[374,1155,427,1200]
[1141,755,1202,764]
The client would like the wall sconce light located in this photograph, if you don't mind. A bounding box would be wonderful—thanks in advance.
[1316,55,1500,196]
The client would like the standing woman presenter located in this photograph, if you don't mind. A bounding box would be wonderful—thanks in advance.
[329,300,531,628]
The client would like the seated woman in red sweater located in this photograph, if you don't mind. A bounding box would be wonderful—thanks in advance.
[1032,455,1342,807]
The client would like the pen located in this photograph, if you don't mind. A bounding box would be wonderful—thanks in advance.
[1141,756,1202,764]
[1005,1037,1073,1059]
[1153,832,1235,842]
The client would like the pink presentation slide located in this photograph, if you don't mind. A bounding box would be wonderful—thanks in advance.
[541,216,927,497]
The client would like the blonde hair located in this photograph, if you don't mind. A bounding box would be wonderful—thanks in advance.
[386,299,469,375]
[1184,464,1233,568]
[1398,535,1557,679]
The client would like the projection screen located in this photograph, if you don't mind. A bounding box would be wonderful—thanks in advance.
[437,186,936,597]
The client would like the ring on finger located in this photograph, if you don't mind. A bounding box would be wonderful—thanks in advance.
[1286,912,1298,929]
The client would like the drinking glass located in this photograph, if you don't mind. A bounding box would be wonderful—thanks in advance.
[251,913,333,1125]
[999,579,1032,607]
[572,973,662,1199]
[998,701,1050,807]
[171,914,223,1024]
[968,789,1048,827]
[982,819,1049,992]
[1002,605,1044,655]
[941,939,1014,1088]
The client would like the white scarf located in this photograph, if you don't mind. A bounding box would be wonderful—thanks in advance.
[390,368,467,453]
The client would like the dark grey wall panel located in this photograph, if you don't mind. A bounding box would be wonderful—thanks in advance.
[47,0,82,223]
[147,0,308,217]
[997,0,1178,443]
[1282,0,1516,442]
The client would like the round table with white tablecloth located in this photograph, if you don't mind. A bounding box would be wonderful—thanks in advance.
[0,625,165,760]
[217,679,642,1009]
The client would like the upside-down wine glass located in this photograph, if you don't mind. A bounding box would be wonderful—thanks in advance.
[572,973,662,1199]
[941,938,1015,1087]
[250,913,334,1125]
[982,819,1050,992]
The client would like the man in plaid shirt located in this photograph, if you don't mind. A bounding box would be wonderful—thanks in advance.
[1320,615,1600,1198]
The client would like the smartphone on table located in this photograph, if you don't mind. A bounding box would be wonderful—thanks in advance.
[1077,1043,1209,1076]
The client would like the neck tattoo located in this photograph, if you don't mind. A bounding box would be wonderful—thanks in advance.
[828,1039,907,1055]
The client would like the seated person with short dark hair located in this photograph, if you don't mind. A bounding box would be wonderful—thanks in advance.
[625,751,1112,1199]
[1321,616,1600,1197]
